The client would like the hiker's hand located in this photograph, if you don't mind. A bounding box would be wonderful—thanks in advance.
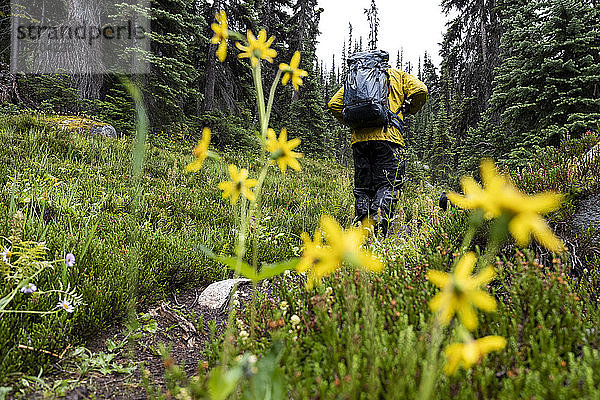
[401,97,412,114]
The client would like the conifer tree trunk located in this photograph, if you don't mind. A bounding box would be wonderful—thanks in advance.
[202,0,220,113]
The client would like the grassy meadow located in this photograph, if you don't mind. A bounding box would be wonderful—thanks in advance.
[1,113,600,399]
[0,114,352,384]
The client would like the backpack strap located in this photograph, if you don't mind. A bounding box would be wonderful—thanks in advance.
[388,108,405,133]
[385,70,404,133]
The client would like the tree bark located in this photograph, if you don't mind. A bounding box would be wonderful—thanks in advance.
[202,0,220,114]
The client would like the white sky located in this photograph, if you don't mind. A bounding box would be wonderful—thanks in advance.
[316,0,449,72]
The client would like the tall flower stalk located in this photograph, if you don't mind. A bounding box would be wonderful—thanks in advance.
[184,11,386,397]
[418,159,564,398]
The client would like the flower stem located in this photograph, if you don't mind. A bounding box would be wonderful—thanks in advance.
[250,164,270,269]
[417,321,443,400]
[252,63,267,141]
[235,196,249,269]
[265,69,283,130]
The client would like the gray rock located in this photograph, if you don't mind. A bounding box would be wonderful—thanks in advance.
[582,142,600,165]
[90,124,118,139]
[572,193,600,246]
[197,278,251,312]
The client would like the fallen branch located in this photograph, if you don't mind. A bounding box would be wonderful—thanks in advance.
[18,344,61,358]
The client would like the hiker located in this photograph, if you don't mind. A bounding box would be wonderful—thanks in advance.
[328,50,428,236]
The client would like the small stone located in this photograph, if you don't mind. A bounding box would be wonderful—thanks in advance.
[197,278,251,311]
[90,124,118,139]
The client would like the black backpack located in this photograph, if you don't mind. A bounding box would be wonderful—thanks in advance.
[342,50,404,132]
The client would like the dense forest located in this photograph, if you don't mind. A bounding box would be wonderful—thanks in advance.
[1,0,599,180]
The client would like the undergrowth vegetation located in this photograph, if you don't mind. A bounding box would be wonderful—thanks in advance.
[0,114,353,383]
[182,134,600,400]
[1,20,599,396]
[1,112,599,398]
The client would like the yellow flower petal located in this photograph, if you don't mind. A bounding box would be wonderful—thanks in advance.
[458,304,478,331]
[297,215,383,288]
[427,270,450,288]
[429,292,447,313]
[290,51,301,69]
[461,341,480,367]
[218,164,257,205]
[210,10,228,63]
[454,252,477,280]
[266,128,303,174]
[357,252,384,272]
[470,290,497,312]
[237,29,277,65]
[428,252,497,330]
[185,128,211,172]
[443,343,463,375]
[443,336,506,376]
[216,40,227,62]
[280,51,307,90]
[472,266,495,287]
[529,214,564,253]
[477,335,507,353]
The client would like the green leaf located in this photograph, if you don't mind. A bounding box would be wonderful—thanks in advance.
[208,366,243,400]
[143,319,158,334]
[106,339,118,352]
[257,258,299,280]
[0,387,12,400]
[199,245,298,281]
[245,342,286,400]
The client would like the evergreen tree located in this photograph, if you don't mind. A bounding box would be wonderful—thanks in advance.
[348,23,354,56]
[439,0,504,173]
[469,0,600,168]
[364,0,379,50]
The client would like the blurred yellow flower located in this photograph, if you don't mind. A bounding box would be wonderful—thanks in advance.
[185,127,211,172]
[447,159,508,219]
[447,159,564,253]
[218,164,258,205]
[444,336,507,375]
[266,128,302,173]
[279,51,308,91]
[236,29,277,67]
[501,189,563,253]
[320,216,383,273]
[508,208,564,252]
[211,10,229,62]
[427,252,496,331]
[297,216,383,289]
[297,231,323,273]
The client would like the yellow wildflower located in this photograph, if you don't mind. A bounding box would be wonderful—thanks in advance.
[185,127,211,172]
[427,252,496,331]
[447,159,508,219]
[296,230,329,289]
[279,51,308,91]
[236,29,277,67]
[444,336,507,375]
[502,190,564,253]
[447,159,564,253]
[297,216,383,289]
[217,164,258,205]
[266,128,302,173]
[319,216,383,273]
[211,10,229,62]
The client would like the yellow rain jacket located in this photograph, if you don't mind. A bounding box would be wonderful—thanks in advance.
[328,69,428,146]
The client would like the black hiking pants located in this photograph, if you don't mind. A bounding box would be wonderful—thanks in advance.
[352,140,405,236]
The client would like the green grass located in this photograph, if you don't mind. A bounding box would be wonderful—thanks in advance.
[189,132,600,399]
[0,113,353,380]
[2,112,600,399]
